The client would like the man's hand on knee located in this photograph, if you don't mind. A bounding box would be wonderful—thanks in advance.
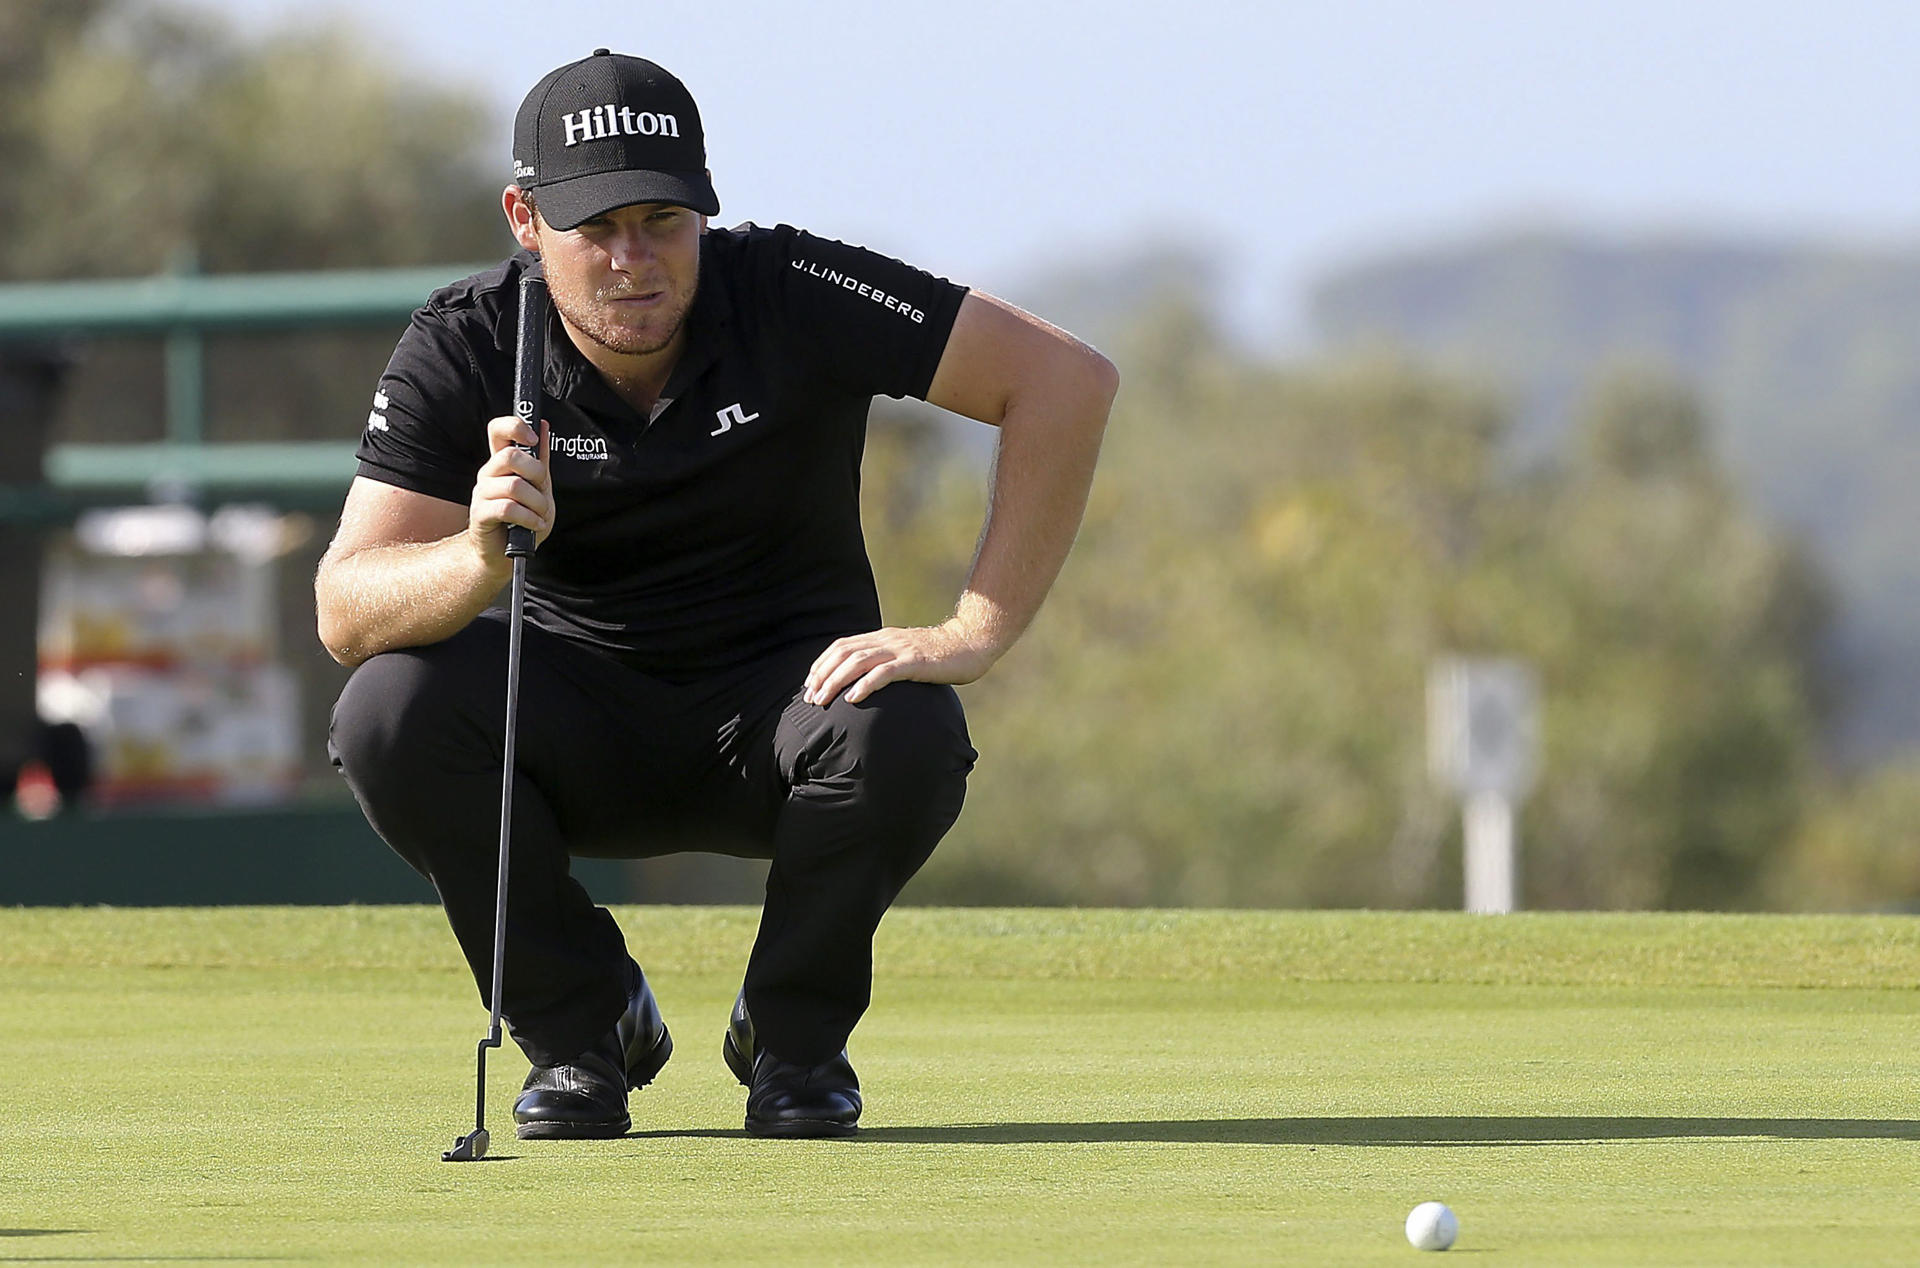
[804,621,1001,706]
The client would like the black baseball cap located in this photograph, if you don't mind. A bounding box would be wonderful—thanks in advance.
[512,50,720,229]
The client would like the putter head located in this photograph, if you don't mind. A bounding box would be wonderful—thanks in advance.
[442,1128,489,1162]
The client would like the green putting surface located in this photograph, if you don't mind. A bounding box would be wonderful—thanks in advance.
[4,908,1917,1264]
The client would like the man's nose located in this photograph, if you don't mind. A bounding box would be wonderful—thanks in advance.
[606,230,657,274]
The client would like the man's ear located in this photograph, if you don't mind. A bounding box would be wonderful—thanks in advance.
[502,185,542,253]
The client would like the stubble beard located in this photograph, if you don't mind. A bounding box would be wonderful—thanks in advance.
[549,270,697,357]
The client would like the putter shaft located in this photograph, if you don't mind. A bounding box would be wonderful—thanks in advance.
[444,272,545,1163]
[447,555,527,1161]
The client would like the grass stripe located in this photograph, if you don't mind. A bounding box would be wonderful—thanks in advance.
[4,906,1918,987]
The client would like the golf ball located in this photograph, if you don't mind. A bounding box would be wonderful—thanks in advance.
[1405,1201,1458,1252]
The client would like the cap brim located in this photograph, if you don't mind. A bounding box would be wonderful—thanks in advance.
[531,169,719,228]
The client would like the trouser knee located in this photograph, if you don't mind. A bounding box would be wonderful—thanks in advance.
[332,645,491,788]
[328,628,504,873]
[857,681,977,840]
[783,680,977,877]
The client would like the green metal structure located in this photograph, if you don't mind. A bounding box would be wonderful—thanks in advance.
[0,261,490,507]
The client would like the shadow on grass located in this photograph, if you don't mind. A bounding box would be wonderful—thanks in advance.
[857,1117,1920,1146]
[630,1117,1920,1145]
[0,1251,294,1265]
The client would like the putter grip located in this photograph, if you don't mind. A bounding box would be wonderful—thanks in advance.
[507,274,548,558]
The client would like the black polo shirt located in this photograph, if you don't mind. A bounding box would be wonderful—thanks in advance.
[357,224,969,678]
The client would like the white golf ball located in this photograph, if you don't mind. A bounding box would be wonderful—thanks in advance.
[1405,1201,1458,1251]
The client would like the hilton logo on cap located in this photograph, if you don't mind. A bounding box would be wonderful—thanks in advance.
[511,49,721,224]
[561,105,682,147]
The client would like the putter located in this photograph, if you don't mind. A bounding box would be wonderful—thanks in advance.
[444,271,548,1163]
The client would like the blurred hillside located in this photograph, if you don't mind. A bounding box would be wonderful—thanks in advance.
[1311,232,1920,760]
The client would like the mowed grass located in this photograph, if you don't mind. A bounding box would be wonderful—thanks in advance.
[3,907,1918,1265]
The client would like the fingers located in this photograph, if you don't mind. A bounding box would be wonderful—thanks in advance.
[805,623,1000,704]
[472,416,555,550]
[487,413,543,456]
[472,468,552,532]
[805,626,977,705]
[843,663,901,706]
[806,639,904,706]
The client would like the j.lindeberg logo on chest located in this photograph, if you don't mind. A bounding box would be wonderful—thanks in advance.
[551,434,610,460]
[790,258,927,323]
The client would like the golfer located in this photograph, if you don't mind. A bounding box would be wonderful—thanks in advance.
[319,50,1116,1139]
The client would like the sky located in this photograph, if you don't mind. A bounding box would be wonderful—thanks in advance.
[191,0,1920,345]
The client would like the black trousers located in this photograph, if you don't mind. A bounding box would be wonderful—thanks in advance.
[328,612,975,1068]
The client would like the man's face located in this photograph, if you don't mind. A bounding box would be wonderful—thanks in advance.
[527,200,704,357]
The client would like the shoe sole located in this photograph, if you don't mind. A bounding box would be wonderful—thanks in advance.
[744,1117,858,1139]
[515,1116,632,1140]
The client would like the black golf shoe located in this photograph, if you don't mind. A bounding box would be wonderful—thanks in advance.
[615,963,674,1091]
[513,962,673,1140]
[723,991,861,1138]
[513,1031,629,1139]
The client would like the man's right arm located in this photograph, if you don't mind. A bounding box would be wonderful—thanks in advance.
[315,416,552,668]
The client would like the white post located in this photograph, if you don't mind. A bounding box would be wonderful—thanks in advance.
[1462,789,1516,914]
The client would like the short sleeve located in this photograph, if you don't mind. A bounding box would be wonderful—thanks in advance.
[762,227,968,400]
[354,307,490,505]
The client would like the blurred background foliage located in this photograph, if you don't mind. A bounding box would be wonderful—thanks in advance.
[1,0,500,281]
[1315,234,1920,764]
[875,297,1833,911]
[5,0,1916,911]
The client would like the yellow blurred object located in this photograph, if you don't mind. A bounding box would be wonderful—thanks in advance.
[1253,497,1324,565]
[36,507,301,806]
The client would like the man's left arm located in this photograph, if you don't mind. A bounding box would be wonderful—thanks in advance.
[805,291,1120,705]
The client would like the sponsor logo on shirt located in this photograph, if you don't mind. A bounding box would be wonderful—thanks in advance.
[711,402,760,437]
[551,434,610,460]
[791,259,927,323]
[563,106,681,147]
[366,390,390,433]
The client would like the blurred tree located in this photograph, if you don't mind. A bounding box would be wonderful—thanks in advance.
[880,312,1831,909]
[1575,368,1714,482]
[7,0,508,454]
[1495,366,1829,908]
[0,1,109,237]
[1767,760,1920,911]
[1311,231,1920,762]
[6,2,502,280]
